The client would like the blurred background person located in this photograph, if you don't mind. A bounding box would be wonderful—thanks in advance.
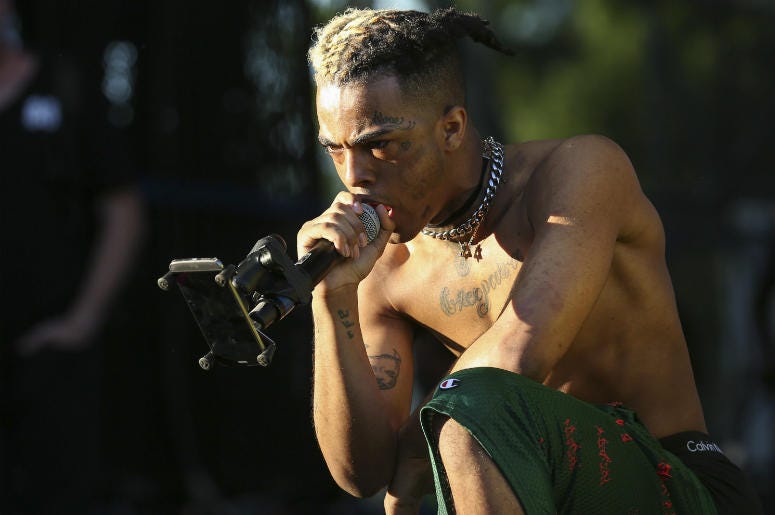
[0,0,145,512]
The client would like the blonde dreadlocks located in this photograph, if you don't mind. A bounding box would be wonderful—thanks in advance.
[308,7,511,105]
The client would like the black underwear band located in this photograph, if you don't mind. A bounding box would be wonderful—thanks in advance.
[659,431,763,515]
[659,430,725,456]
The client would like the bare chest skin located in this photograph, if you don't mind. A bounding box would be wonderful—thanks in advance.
[386,145,536,351]
[374,142,707,438]
[394,228,528,352]
[384,233,705,438]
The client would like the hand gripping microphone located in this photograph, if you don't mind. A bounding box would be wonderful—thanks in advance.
[231,204,381,330]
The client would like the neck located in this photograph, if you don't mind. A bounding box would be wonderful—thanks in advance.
[427,131,485,228]
[428,155,488,229]
[422,136,506,246]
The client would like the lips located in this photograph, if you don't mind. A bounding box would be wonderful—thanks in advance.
[365,201,394,218]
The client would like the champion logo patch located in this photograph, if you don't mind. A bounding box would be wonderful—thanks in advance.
[439,378,460,390]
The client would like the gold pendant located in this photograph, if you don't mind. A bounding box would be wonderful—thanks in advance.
[459,241,472,259]
[473,244,483,261]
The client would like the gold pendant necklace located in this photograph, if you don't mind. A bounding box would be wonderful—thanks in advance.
[423,137,504,260]
[458,221,483,260]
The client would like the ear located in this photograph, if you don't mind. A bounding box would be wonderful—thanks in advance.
[439,105,467,152]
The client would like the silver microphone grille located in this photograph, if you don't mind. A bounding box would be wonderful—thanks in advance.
[358,204,381,243]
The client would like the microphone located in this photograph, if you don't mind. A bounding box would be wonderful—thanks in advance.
[234,204,381,330]
[296,203,381,283]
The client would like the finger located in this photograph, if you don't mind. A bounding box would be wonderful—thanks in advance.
[368,204,395,250]
[333,190,359,208]
[335,192,371,249]
[331,200,370,255]
[300,202,366,258]
[298,216,354,257]
[316,213,360,257]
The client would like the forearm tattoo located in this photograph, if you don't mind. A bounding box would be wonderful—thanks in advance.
[368,348,402,390]
[439,261,519,317]
[336,308,402,389]
[337,309,355,339]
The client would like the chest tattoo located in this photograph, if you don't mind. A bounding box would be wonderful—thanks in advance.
[453,253,472,277]
[439,261,519,317]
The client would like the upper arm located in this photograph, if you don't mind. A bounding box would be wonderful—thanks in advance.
[454,135,646,380]
[358,264,416,429]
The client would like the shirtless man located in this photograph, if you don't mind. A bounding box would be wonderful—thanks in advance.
[299,7,761,514]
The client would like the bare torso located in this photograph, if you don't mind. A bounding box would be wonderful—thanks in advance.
[369,138,706,439]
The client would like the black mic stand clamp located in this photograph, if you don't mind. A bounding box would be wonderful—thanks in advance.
[232,234,314,332]
[158,234,311,370]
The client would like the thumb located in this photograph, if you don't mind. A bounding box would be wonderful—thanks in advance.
[372,204,395,245]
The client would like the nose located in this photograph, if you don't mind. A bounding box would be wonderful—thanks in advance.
[341,149,375,188]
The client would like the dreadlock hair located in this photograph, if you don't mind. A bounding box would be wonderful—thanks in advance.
[308,7,512,109]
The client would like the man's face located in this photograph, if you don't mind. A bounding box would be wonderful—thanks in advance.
[316,75,447,243]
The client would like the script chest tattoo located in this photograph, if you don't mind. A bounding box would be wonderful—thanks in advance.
[439,261,519,317]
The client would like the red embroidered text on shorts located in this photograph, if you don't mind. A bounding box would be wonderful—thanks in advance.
[563,419,580,471]
[656,462,676,515]
[657,462,672,480]
[596,426,613,485]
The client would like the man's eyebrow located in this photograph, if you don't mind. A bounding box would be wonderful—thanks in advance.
[352,128,393,145]
[318,135,336,147]
[318,128,394,148]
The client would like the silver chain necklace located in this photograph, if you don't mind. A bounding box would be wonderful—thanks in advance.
[422,136,504,259]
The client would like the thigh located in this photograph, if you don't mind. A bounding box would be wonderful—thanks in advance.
[420,367,718,515]
[434,414,525,515]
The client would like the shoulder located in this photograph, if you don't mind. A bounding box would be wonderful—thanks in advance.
[553,134,634,173]
[516,134,659,242]
[503,134,636,189]
[528,134,636,188]
[517,135,638,206]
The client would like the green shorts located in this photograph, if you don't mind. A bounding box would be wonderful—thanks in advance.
[420,367,717,514]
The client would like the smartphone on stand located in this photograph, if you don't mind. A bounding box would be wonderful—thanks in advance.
[159,258,273,369]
